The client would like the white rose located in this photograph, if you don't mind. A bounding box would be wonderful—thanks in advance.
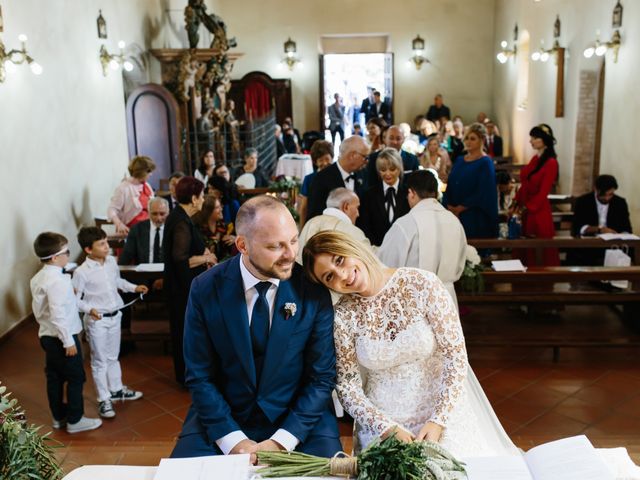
[466,245,481,266]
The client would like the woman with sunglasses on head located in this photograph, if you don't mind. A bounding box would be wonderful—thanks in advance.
[302,230,519,458]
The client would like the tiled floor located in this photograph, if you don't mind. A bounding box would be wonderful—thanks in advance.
[1,303,639,475]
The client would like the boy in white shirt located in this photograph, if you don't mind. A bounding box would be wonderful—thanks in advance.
[73,227,148,419]
[31,232,102,433]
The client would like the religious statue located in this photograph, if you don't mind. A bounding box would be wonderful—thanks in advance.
[176,51,206,103]
[184,0,237,51]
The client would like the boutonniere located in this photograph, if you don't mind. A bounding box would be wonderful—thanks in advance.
[284,302,297,320]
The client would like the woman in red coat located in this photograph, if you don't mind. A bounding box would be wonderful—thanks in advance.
[512,124,560,266]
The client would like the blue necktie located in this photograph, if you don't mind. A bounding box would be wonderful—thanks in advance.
[251,281,271,381]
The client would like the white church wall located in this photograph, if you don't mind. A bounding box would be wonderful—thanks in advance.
[0,0,165,336]
[493,0,639,229]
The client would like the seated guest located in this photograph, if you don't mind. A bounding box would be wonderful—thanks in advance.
[442,120,464,162]
[297,187,373,264]
[108,156,156,235]
[417,118,438,145]
[358,148,410,246]
[352,123,363,137]
[443,122,498,239]
[195,150,216,185]
[282,122,301,154]
[365,125,420,187]
[569,174,633,265]
[425,93,451,122]
[212,163,232,183]
[453,119,465,140]
[275,125,286,158]
[420,134,451,183]
[496,171,515,220]
[208,174,241,224]
[485,121,503,158]
[118,197,169,265]
[298,140,334,229]
[192,195,237,261]
[163,171,185,211]
[378,169,467,307]
[233,147,270,189]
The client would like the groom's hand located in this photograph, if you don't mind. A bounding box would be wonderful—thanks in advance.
[229,439,258,463]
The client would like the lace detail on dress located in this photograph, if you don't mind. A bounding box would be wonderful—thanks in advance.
[334,268,469,451]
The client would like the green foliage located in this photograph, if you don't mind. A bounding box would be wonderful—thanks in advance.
[460,261,485,294]
[0,382,63,480]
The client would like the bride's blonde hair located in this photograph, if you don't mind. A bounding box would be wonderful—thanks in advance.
[302,231,384,286]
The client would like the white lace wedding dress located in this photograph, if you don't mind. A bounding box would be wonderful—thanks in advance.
[333,267,520,458]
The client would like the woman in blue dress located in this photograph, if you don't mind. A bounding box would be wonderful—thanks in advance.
[443,122,498,238]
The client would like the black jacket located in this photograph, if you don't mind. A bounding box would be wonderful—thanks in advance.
[118,219,161,265]
[357,182,410,246]
[571,192,632,237]
[307,163,366,220]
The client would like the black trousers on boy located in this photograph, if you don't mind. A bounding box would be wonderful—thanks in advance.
[39,334,86,424]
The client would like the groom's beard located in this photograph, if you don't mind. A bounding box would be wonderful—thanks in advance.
[248,256,295,280]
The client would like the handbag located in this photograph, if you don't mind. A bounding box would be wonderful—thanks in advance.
[603,245,631,289]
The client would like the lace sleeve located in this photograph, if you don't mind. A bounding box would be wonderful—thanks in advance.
[334,302,397,437]
[421,271,468,427]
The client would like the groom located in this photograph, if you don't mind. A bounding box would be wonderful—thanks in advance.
[171,195,341,459]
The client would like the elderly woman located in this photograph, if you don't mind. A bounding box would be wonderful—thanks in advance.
[194,149,216,186]
[107,156,156,235]
[421,134,452,183]
[358,147,409,246]
[297,140,334,229]
[443,122,498,239]
[233,147,270,189]
[163,176,217,384]
[192,194,237,261]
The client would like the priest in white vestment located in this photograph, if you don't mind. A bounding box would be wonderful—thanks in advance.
[378,169,467,306]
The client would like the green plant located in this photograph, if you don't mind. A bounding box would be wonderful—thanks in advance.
[0,382,63,480]
[460,261,485,294]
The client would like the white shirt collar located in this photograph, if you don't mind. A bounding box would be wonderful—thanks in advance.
[335,161,352,182]
[239,254,280,293]
[383,179,400,194]
[322,207,352,224]
[84,256,106,269]
[594,192,609,208]
[42,264,63,273]
[151,222,165,231]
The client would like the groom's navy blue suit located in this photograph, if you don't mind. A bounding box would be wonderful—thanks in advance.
[171,255,341,457]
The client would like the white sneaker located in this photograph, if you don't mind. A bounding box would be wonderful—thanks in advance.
[98,400,116,418]
[66,416,102,434]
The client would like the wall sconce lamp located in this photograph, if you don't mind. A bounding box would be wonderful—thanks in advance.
[532,15,565,64]
[97,10,133,76]
[409,35,429,70]
[0,5,43,83]
[281,37,302,70]
[497,24,518,64]
[583,1,622,63]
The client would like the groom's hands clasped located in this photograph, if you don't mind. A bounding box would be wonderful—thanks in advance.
[230,438,285,465]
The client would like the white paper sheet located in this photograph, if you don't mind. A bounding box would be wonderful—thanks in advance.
[491,259,527,272]
[597,233,640,241]
[153,455,250,480]
[547,194,571,200]
[135,263,165,272]
[464,455,533,480]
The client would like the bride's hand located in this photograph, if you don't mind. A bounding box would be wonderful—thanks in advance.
[416,421,443,443]
[381,425,415,443]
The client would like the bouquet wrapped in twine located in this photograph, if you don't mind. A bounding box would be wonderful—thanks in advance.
[257,435,467,479]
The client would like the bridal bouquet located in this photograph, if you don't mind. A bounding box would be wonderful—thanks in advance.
[459,245,485,294]
[0,382,62,480]
[257,435,467,479]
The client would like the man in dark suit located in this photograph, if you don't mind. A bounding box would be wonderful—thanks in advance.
[118,198,169,265]
[171,196,341,460]
[569,174,633,265]
[485,121,503,159]
[367,91,390,124]
[425,93,451,122]
[162,171,185,211]
[307,135,369,220]
[365,125,419,187]
[361,86,375,122]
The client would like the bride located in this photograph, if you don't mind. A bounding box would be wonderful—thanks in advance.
[302,230,519,458]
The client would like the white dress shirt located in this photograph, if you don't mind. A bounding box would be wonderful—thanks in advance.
[31,265,82,348]
[215,256,299,455]
[336,161,355,192]
[580,193,610,235]
[72,256,137,314]
[148,223,165,263]
[382,179,400,223]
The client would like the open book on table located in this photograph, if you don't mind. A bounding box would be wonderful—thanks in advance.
[464,435,614,480]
